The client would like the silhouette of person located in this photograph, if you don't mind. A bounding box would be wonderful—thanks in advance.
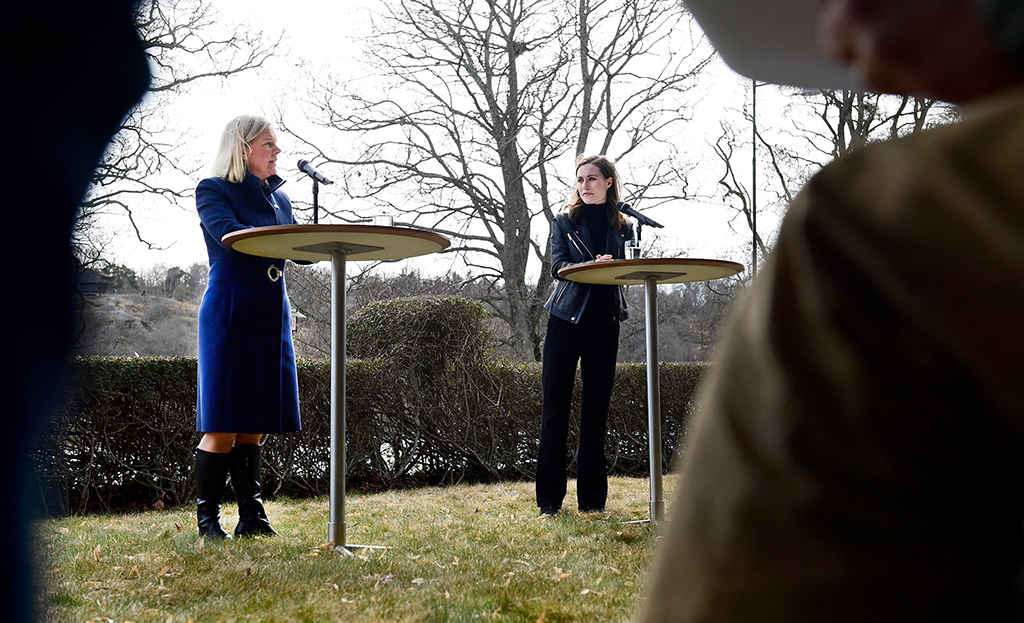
[640,0,1024,620]
[6,1,149,619]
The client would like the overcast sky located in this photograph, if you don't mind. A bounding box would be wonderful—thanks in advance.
[102,0,785,278]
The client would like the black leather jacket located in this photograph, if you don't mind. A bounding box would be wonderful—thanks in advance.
[544,212,634,323]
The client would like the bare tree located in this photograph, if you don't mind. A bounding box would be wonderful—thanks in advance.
[616,275,742,363]
[73,0,281,267]
[794,90,959,160]
[710,86,959,275]
[712,125,773,265]
[286,0,712,360]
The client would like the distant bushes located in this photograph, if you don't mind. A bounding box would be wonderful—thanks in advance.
[72,294,199,357]
[35,296,707,515]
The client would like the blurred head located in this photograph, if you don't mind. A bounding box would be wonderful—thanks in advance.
[815,0,1024,102]
[567,154,627,229]
[210,115,280,183]
[679,0,1024,99]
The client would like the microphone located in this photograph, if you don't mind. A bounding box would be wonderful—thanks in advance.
[617,202,663,228]
[297,159,334,185]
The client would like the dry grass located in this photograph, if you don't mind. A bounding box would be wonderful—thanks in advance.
[38,475,677,622]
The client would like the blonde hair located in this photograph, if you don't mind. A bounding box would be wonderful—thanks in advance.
[567,154,628,230]
[210,115,272,183]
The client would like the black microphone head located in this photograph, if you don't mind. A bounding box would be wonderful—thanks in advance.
[617,201,630,212]
[297,159,310,170]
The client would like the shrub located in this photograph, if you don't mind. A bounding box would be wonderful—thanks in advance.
[34,296,707,515]
[347,295,494,371]
[35,357,197,515]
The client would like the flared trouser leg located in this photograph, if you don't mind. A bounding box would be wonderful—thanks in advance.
[537,315,580,509]
[536,313,619,511]
[576,318,619,511]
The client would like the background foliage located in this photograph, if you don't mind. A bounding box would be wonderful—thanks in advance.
[37,296,706,515]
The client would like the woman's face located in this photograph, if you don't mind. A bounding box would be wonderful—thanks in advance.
[576,163,614,205]
[244,126,281,181]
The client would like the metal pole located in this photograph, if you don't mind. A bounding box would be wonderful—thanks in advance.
[329,248,352,555]
[644,276,664,523]
[752,79,758,278]
[312,180,320,224]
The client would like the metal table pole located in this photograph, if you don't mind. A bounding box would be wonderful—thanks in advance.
[220,225,447,552]
[329,248,352,555]
[644,276,665,523]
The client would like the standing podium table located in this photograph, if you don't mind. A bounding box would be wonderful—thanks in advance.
[224,224,450,554]
[558,258,742,523]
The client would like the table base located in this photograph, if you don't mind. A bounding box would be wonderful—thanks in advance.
[329,250,386,552]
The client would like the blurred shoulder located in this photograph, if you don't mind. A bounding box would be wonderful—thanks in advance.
[802,85,1024,225]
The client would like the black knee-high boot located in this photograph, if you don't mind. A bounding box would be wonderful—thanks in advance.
[229,444,279,537]
[195,449,232,539]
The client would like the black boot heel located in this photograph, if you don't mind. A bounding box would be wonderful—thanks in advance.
[230,444,280,537]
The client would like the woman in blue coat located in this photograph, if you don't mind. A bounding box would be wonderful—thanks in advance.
[194,115,302,539]
[536,154,634,517]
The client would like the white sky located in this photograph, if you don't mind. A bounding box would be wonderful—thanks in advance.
[102,0,791,278]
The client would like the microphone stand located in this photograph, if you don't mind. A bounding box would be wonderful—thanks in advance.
[312,178,321,224]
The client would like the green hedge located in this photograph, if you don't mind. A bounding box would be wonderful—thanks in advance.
[34,296,708,515]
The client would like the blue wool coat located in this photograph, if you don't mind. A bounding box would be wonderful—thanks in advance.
[195,172,302,434]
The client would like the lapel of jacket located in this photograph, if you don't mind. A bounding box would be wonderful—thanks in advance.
[563,216,594,261]
[577,221,595,257]
[606,226,628,259]
[241,173,287,225]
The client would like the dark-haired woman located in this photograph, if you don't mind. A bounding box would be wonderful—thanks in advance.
[193,115,302,539]
[536,154,635,517]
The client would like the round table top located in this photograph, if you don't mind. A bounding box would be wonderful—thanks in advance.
[558,258,743,285]
[223,224,451,263]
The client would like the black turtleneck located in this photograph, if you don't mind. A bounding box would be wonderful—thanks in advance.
[583,204,608,256]
[581,204,618,323]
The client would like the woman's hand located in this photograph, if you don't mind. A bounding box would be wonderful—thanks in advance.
[594,254,614,262]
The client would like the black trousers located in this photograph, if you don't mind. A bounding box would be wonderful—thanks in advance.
[536,312,620,511]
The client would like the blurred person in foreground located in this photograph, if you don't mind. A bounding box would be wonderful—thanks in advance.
[639,0,1024,620]
[537,154,635,517]
[6,1,148,619]
[193,115,302,539]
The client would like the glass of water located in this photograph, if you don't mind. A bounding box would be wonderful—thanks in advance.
[373,215,394,227]
[625,240,641,260]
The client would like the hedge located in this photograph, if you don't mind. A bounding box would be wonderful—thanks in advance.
[33,296,708,515]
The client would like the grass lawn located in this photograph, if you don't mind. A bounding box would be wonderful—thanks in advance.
[38,475,676,622]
